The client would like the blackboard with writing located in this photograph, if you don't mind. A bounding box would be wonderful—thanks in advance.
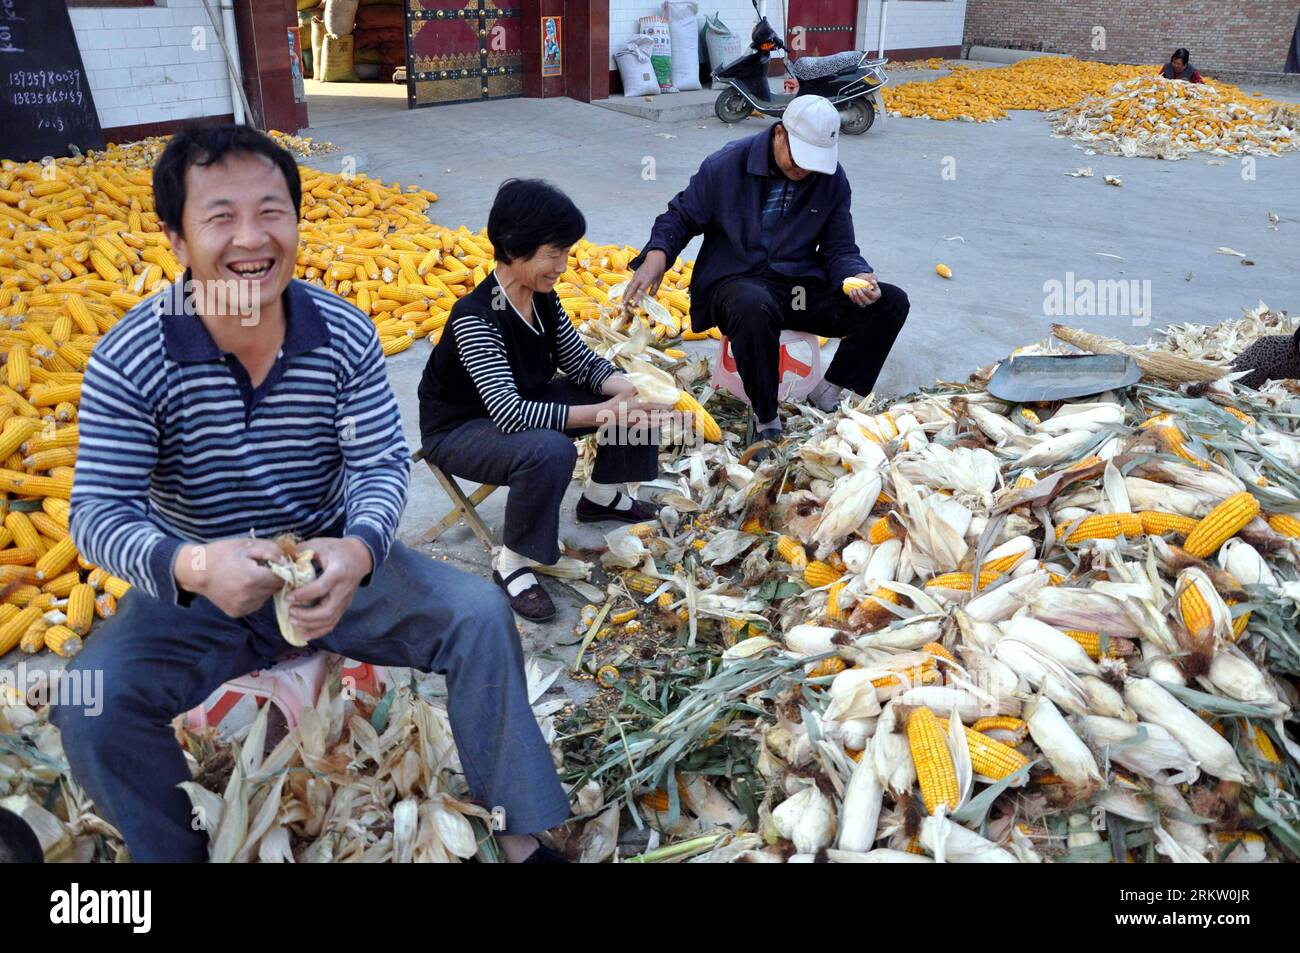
[0,0,105,161]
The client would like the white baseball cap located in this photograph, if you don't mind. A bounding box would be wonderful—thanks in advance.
[782,96,840,174]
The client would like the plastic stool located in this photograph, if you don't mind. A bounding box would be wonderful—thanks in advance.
[711,330,824,405]
[184,652,388,731]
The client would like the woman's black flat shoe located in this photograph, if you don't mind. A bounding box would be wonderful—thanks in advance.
[493,568,556,622]
[574,494,659,525]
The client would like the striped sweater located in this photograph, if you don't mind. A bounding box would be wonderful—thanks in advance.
[70,277,411,605]
[418,271,616,446]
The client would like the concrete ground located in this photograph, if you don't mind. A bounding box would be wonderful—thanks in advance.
[6,69,1298,706]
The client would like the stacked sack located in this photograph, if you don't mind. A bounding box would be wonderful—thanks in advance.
[304,0,360,83]
[354,1,406,80]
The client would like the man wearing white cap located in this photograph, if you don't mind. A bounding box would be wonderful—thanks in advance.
[626,95,908,450]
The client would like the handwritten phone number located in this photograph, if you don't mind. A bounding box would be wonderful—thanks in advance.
[11,88,85,108]
[10,70,84,90]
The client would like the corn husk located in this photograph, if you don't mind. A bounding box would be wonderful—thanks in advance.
[1123,678,1246,782]
[1025,697,1103,795]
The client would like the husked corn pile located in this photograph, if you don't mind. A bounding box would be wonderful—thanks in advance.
[1051,76,1300,159]
[0,133,709,666]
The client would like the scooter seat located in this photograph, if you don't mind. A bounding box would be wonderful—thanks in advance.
[789,51,863,81]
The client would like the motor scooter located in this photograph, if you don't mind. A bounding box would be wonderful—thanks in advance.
[713,0,888,135]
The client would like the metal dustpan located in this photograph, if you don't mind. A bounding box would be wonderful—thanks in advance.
[988,353,1142,403]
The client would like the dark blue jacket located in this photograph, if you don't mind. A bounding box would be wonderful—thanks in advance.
[630,125,870,331]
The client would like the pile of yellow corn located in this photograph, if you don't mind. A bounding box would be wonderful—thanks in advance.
[881,57,1155,122]
[1050,75,1300,159]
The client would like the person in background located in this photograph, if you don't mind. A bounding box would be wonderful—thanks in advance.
[419,179,670,623]
[53,126,570,863]
[624,96,908,456]
[1160,48,1204,83]
[1229,331,1300,389]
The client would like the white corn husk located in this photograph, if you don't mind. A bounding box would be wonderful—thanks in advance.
[1144,459,1245,498]
[1025,696,1103,792]
[1014,429,1098,469]
[825,847,934,863]
[825,669,884,722]
[965,571,1050,623]
[812,468,882,549]
[680,777,747,829]
[954,607,1004,654]
[842,540,873,574]
[1123,477,1208,517]
[621,357,681,405]
[1036,403,1126,434]
[834,419,889,468]
[965,402,1031,447]
[1081,716,1199,784]
[268,549,317,648]
[1152,784,1212,858]
[1025,587,1141,637]
[771,785,837,854]
[1102,461,1131,513]
[1094,787,1154,823]
[999,615,1101,676]
[862,538,902,589]
[872,702,917,796]
[722,635,780,663]
[892,468,969,575]
[933,496,974,541]
[840,717,876,751]
[1141,640,1187,687]
[1205,645,1287,714]
[919,814,1019,863]
[1123,678,1246,782]
[856,617,945,651]
[1079,675,1136,722]
[837,739,884,852]
[1220,836,1268,863]
[955,646,1023,698]
[894,444,999,509]
[994,639,1090,715]
[1218,538,1278,588]
[895,683,1018,721]
[1153,824,1212,864]
[783,625,841,657]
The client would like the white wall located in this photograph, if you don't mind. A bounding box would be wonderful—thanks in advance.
[609,0,784,72]
[68,0,237,133]
[855,0,967,56]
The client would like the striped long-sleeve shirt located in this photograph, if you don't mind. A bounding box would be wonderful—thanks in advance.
[418,271,616,446]
[70,277,411,605]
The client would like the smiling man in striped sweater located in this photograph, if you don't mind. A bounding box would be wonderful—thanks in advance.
[51,126,570,863]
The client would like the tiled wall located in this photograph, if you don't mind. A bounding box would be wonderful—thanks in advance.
[68,0,237,134]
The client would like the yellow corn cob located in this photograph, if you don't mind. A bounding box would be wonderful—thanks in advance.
[1245,722,1281,764]
[740,517,764,534]
[1179,585,1214,641]
[826,580,848,621]
[28,512,67,542]
[622,571,661,595]
[1265,513,1300,538]
[1056,512,1143,542]
[1225,599,1250,641]
[907,707,960,815]
[1156,425,1211,470]
[1018,408,1040,426]
[971,716,1028,743]
[674,390,721,443]
[1062,629,1132,660]
[86,566,109,590]
[103,576,131,599]
[803,560,843,588]
[925,569,1002,592]
[42,497,71,530]
[0,418,39,461]
[940,718,1029,781]
[807,657,847,679]
[4,512,44,557]
[6,344,29,393]
[34,535,76,581]
[44,624,82,658]
[0,605,44,655]
[922,641,958,664]
[1183,492,1260,559]
[23,447,76,472]
[609,608,638,625]
[868,516,897,544]
[40,570,80,597]
[94,592,116,619]
[1138,510,1200,537]
[54,402,77,423]
[1014,471,1038,490]
[982,551,1027,574]
[1224,406,1256,427]
[776,535,808,569]
[23,423,79,454]
[19,616,50,653]
[0,470,74,499]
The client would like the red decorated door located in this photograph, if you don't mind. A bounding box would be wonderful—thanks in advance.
[406,0,523,107]
[786,0,858,57]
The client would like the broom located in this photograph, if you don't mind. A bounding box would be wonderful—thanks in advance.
[1052,324,1227,384]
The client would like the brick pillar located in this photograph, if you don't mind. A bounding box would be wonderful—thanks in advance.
[522,0,568,97]
[563,0,609,102]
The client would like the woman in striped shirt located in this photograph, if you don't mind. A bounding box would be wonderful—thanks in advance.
[419,180,671,621]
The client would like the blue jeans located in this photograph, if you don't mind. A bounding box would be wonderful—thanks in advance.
[50,543,570,862]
